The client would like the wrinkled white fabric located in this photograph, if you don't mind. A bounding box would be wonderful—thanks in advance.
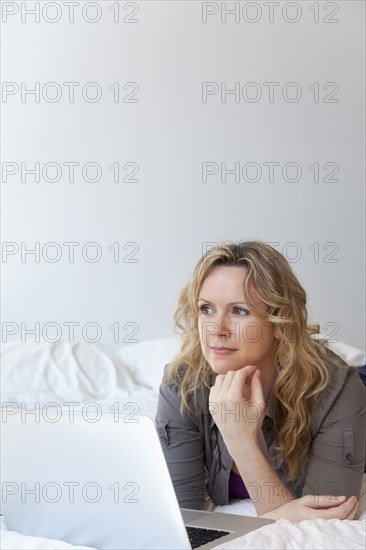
[1,338,365,549]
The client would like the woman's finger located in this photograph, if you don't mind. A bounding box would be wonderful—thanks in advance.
[218,369,236,397]
[303,495,347,508]
[344,499,359,521]
[227,365,258,400]
[209,373,226,400]
[321,497,358,520]
[250,369,265,410]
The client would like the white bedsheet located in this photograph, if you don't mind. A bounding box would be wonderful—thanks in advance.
[214,498,366,550]
[216,517,366,550]
[2,497,365,550]
[1,338,365,549]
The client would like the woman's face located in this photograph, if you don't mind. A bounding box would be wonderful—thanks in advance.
[197,265,277,376]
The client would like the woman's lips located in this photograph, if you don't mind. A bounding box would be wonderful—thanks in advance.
[211,347,237,355]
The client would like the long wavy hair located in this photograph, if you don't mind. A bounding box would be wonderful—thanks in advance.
[164,240,346,481]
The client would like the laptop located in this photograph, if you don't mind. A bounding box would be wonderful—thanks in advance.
[0,410,274,549]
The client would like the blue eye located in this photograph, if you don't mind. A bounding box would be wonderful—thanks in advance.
[233,307,249,315]
[199,304,213,315]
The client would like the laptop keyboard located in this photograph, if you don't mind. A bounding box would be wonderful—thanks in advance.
[186,525,230,548]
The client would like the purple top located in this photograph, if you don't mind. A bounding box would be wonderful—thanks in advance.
[228,471,250,499]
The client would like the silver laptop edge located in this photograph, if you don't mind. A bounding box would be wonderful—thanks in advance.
[1,410,273,549]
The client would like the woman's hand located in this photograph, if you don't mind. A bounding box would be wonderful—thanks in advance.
[209,366,265,450]
[260,494,359,522]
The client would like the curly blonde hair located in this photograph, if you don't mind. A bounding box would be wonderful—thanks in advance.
[164,240,346,481]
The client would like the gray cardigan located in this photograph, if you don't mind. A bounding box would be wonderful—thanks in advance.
[155,351,366,510]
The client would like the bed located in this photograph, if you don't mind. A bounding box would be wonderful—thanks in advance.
[1,337,365,550]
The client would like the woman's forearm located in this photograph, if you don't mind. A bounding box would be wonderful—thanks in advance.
[259,495,360,522]
[228,436,296,515]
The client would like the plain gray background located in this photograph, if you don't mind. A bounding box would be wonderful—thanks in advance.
[1,1,365,351]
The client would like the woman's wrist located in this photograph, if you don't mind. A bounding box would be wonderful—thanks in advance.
[258,495,359,523]
[226,430,261,456]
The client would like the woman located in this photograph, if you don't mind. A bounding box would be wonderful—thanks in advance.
[155,241,365,521]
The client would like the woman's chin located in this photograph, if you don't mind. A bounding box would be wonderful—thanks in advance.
[209,359,239,374]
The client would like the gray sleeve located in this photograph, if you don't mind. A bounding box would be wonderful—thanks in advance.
[155,375,206,510]
[302,367,366,499]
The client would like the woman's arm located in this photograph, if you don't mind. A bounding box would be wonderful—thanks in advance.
[260,494,359,522]
[155,372,206,509]
[301,366,366,499]
[226,427,297,515]
[210,365,366,516]
[210,367,296,515]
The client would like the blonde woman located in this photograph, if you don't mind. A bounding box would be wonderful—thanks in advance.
[156,241,365,521]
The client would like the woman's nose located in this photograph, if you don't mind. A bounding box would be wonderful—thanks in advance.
[212,313,232,337]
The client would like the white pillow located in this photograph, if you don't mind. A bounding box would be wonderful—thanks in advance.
[0,338,134,405]
[114,336,365,394]
[326,339,366,366]
[114,337,181,392]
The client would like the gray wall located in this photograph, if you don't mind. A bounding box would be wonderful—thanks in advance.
[2,1,365,351]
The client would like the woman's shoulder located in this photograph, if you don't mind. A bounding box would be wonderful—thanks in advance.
[160,362,210,414]
[161,362,189,390]
[311,347,366,427]
[323,346,364,387]
[156,364,188,421]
